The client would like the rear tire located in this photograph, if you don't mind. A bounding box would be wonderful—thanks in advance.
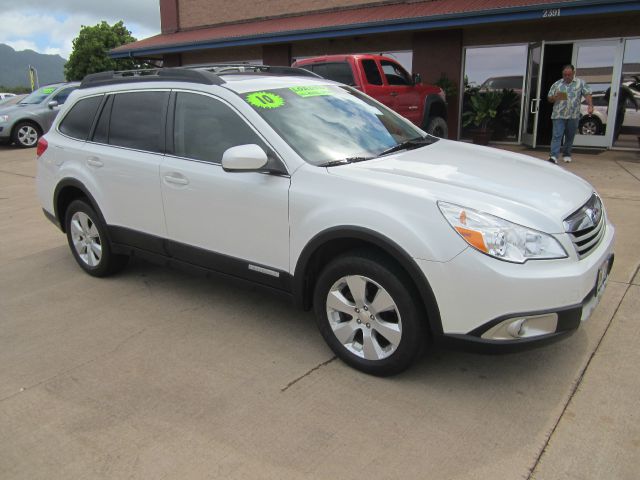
[313,250,426,376]
[65,199,128,277]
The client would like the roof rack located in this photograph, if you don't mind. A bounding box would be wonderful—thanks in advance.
[190,64,322,78]
[79,68,225,89]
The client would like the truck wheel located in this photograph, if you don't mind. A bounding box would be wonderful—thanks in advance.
[313,250,426,376]
[426,117,448,138]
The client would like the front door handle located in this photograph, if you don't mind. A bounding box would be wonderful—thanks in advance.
[390,92,398,97]
[163,173,189,186]
[86,157,103,168]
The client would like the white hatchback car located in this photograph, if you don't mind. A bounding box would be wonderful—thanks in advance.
[36,67,615,375]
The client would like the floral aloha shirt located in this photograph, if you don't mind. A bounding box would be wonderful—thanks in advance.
[547,78,592,120]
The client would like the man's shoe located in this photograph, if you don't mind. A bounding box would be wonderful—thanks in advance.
[563,156,572,163]
[548,156,558,164]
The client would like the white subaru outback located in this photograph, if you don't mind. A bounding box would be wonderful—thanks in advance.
[36,67,614,376]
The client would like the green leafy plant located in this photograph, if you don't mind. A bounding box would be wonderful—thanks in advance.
[493,89,522,140]
[462,91,502,131]
[64,21,152,81]
[435,73,458,99]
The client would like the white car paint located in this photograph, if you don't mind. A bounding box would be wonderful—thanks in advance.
[36,72,615,364]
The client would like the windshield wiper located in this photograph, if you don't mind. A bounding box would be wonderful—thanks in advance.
[318,156,373,167]
[377,136,438,157]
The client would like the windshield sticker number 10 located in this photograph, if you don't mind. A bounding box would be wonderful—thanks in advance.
[246,91,285,109]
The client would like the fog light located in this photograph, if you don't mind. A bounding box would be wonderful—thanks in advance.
[481,313,558,340]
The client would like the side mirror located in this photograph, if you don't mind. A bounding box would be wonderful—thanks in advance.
[222,144,268,172]
[48,100,59,110]
[413,73,422,85]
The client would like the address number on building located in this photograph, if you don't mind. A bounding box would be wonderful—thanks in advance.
[543,9,561,18]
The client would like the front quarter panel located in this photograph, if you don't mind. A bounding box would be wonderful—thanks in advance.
[289,164,468,271]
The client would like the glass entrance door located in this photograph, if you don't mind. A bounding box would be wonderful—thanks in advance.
[572,40,624,148]
[522,43,544,147]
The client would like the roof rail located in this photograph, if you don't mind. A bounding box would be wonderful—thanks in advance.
[190,64,322,79]
[79,68,225,89]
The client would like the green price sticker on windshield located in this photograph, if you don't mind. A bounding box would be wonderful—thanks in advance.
[290,86,332,98]
[246,91,284,109]
[41,87,56,94]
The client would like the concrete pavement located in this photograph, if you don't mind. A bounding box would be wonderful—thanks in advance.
[0,144,638,479]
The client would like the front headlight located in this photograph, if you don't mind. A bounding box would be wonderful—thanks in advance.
[0,115,9,123]
[438,202,567,263]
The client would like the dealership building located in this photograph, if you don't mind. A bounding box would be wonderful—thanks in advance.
[111,0,640,150]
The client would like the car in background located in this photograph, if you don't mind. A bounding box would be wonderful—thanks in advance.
[579,93,640,135]
[479,76,523,95]
[0,93,16,100]
[0,94,27,108]
[293,54,449,138]
[0,83,79,147]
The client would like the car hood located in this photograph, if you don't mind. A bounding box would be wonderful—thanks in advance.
[327,140,594,233]
[0,103,37,115]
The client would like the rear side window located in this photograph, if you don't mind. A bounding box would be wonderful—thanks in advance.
[173,92,266,163]
[58,95,103,140]
[108,91,169,152]
[362,59,383,86]
[310,62,354,85]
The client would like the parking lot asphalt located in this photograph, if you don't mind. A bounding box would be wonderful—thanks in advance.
[0,144,638,479]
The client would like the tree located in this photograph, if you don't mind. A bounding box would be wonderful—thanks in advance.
[64,21,149,81]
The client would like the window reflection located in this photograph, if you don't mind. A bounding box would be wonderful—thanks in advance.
[461,45,527,142]
[613,39,640,148]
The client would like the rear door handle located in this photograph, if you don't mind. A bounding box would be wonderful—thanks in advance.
[163,173,189,186]
[390,92,398,97]
[86,157,103,168]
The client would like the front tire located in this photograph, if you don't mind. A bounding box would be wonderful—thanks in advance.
[65,199,128,277]
[12,121,41,148]
[313,250,426,376]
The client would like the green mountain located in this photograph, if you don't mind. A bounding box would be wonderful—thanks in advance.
[0,44,66,88]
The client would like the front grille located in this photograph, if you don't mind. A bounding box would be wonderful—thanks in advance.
[564,194,606,259]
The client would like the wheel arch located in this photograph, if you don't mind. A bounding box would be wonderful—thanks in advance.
[423,94,448,127]
[293,226,443,336]
[54,178,106,234]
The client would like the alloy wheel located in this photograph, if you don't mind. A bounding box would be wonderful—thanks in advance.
[70,211,102,267]
[326,275,402,360]
[17,125,39,147]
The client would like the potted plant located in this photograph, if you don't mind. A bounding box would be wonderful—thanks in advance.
[462,91,502,145]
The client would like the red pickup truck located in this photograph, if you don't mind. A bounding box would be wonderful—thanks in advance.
[293,54,448,137]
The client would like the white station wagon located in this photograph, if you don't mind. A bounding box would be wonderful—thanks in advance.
[36,67,615,375]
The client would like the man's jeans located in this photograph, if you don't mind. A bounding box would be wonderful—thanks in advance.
[550,118,579,158]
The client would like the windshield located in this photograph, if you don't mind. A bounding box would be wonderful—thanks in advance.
[19,85,58,105]
[241,85,433,165]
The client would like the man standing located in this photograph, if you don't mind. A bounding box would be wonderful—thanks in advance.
[547,65,593,163]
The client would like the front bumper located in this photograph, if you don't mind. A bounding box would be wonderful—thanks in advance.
[416,220,615,349]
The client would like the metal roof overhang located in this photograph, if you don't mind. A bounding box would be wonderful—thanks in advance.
[110,0,640,58]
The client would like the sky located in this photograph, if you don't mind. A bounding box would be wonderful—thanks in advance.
[0,0,160,59]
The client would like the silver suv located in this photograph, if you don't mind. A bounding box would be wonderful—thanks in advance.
[0,83,79,148]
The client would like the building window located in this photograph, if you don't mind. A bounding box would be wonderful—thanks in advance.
[613,38,640,149]
[461,45,527,142]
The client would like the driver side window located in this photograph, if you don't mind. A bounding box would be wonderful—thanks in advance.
[380,61,412,86]
[173,92,267,163]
